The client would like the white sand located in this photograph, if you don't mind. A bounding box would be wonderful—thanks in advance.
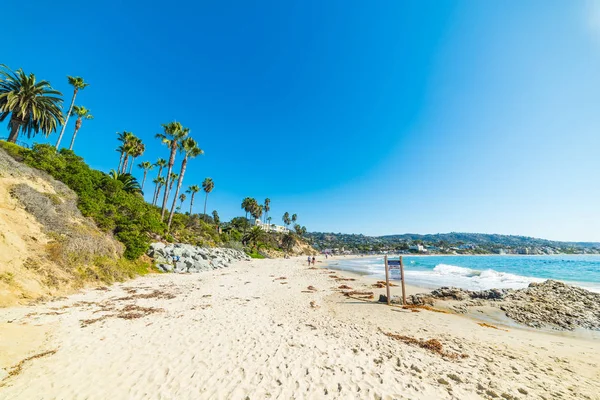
[1,256,599,399]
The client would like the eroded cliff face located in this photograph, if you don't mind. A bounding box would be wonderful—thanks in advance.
[0,148,123,307]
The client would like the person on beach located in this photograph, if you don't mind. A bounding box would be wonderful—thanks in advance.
[312,256,316,265]
[307,256,311,266]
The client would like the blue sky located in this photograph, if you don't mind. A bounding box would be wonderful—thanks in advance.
[3,1,600,241]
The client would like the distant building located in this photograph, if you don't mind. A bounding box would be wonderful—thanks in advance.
[250,218,289,233]
[409,244,427,253]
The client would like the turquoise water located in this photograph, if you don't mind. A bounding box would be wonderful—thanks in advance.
[328,255,600,292]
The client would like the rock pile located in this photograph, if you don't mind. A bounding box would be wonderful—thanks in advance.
[148,243,250,273]
[398,280,600,331]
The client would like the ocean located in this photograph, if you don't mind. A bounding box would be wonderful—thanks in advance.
[327,255,600,293]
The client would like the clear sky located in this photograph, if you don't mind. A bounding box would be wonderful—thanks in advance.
[3,1,600,241]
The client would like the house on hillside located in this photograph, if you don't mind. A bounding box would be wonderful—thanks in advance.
[250,218,289,233]
[409,244,427,253]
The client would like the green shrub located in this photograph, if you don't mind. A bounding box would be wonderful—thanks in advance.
[0,140,29,161]
[248,251,265,259]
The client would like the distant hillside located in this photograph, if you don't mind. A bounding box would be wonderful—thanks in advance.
[306,231,600,255]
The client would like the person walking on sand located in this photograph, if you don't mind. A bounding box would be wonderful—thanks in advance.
[312,256,316,265]
[307,256,311,266]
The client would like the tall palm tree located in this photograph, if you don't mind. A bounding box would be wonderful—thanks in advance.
[116,131,134,171]
[152,158,167,204]
[156,122,188,220]
[241,197,257,233]
[167,137,203,230]
[179,193,186,209]
[0,65,64,143]
[138,161,153,190]
[68,105,93,150]
[127,138,144,174]
[282,212,291,229]
[251,204,263,221]
[202,177,214,216]
[119,133,141,174]
[186,184,200,215]
[291,213,298,224]
[263,198,271,224]
[55,76,88,149]
[152,176,166,206]
[241,197,253,220]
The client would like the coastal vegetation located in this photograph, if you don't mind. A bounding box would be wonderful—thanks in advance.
[0,63,314,276]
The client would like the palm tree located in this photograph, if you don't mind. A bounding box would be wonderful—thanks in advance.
[282,212,291,229]
[0,65,64,143]
[138,161,153,190]
[212,210,220,226]
[267,216,272,228]
[152,158,167,205]
[55,76,88,149]
[167,137,203,230]
[108,169,142,194]
[202,178,214,216]
[241,197,254,220]
[291,213,298,224]
[179,193,186,209]
[152,176,166,206]
[264,198,271,226]
[251,204,263,221]
[119,134,142,174]
[116,131,134,171]
[186,184,200,215]
[68,105,93,150]
[241,197,256,233]
[156,122,188,220]
[128,138,145,174]
[243,226,266,252]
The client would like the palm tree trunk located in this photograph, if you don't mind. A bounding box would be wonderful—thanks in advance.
[203,192,208,216]
[122,155,129,174]
[7,117,20,143]
[68,127,80,151]
[154,185,162,206]
[190,193,195,215]
[161,144,177,220]
[141,171,147,190]
[118,152,125,171]
[55,89,77,149]
[167,158,188,230]
[152,167,163,206]
[128,157,135,174]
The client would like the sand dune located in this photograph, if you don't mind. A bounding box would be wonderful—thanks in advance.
[1,257,599,399]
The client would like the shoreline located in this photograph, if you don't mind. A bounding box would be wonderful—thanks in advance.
[324,254,600,294]
[322,257,600,341]
[1,256,599,399]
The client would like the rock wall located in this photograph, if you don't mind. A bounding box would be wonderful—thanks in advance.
[148,243,250,273]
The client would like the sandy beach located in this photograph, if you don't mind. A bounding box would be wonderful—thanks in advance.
[1,256,599,399]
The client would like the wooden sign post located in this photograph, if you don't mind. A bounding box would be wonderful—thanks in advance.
[384,256,406,306]
[400,256,407,305]
[384,255,391,305]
